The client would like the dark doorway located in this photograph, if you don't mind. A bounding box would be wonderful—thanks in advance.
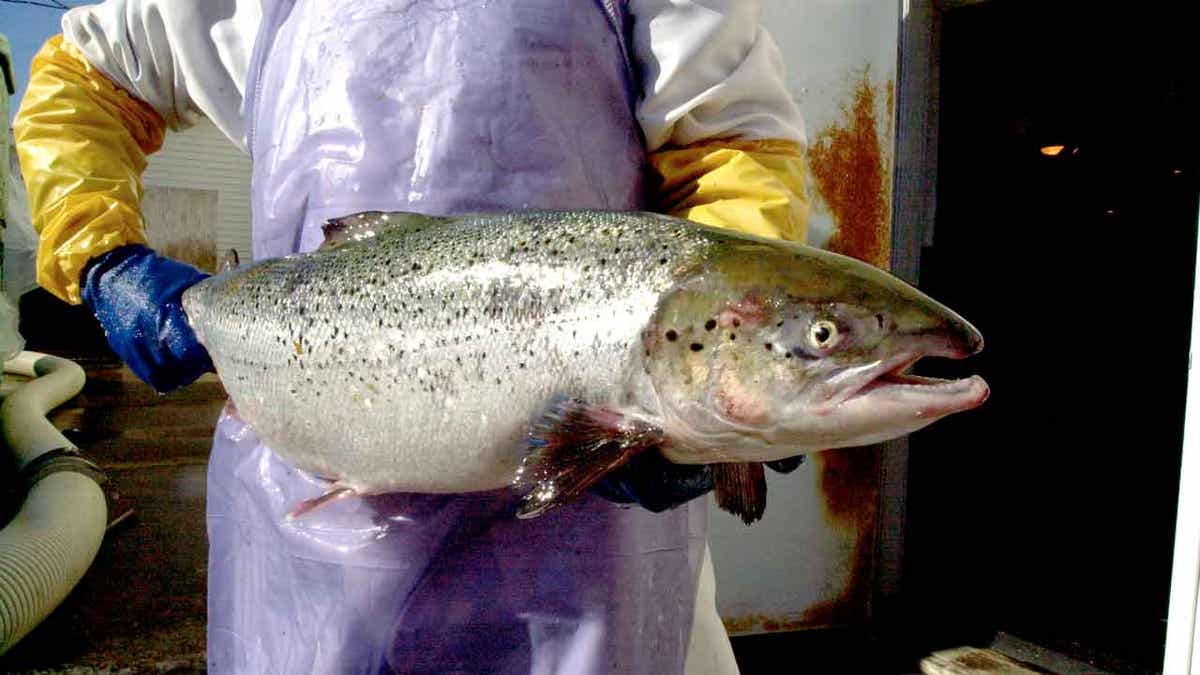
[904,1,1199,672]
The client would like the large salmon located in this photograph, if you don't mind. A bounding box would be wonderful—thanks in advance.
[183,210,988,522]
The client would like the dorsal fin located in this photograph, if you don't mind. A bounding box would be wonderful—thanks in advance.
[320,211,452,250]
[219,248,240,273]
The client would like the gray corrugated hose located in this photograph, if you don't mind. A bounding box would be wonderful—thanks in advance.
[0,351,106,654]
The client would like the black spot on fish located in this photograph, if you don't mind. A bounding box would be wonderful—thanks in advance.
[690,343,703,352]
[705,319,717,331]
[730,333,737,341]
[777,320,785,327]
[765,343,773,351]
[665,330,678,342]
[732,318,741,328]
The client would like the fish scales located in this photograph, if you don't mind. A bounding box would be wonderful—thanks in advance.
[186,211,708,493]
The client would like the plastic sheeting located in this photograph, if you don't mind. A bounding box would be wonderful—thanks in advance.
[206,1,711,673]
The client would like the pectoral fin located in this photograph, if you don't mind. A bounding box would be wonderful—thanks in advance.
[515,398,665,519]
[713,462,767,525]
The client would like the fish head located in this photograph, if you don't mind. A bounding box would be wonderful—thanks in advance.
[643,234,988,463]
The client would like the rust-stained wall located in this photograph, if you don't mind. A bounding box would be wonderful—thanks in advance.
[709,0,900,636]
[809,70,894,271]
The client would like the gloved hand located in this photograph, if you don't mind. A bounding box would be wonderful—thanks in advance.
[591,452,806,513]
[81,244,214,392]
[591,452,714,513]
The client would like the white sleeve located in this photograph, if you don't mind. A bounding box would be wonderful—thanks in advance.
[629,0,806,152]
[61,0,261,149]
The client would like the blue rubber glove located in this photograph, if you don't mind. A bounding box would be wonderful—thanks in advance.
[591,452,715,512]
[591,452,807,513]
[766,456,806,474]
[81,244,214,392]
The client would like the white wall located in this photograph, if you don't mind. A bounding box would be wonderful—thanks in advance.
[766,0,901,250]
[706,0,903,634]
[142,120,252,263]
[1164,205,1200,674]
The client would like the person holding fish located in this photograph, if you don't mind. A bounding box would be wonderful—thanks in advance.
[13,2,982,673]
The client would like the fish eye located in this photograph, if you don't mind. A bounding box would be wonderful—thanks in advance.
[809,320,839,350]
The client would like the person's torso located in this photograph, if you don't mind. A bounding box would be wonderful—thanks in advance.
[246,0,648,259]
[213,3,702,673]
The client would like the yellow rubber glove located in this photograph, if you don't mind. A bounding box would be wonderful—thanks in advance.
[647,138,809,243]
[14,35,166,304]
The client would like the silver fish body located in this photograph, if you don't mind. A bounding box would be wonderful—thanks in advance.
[186,211,702,493]
[183,210,987,506]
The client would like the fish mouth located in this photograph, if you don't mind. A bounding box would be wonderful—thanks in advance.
[845,348,989,416]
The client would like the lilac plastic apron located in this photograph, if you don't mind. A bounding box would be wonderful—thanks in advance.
[205,2,707,673]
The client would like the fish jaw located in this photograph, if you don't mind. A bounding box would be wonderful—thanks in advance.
[805,322,986,412]
[793,344,990,449]
[830,371,990,435]
[654,341,989,464]
[729,316,987,453]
